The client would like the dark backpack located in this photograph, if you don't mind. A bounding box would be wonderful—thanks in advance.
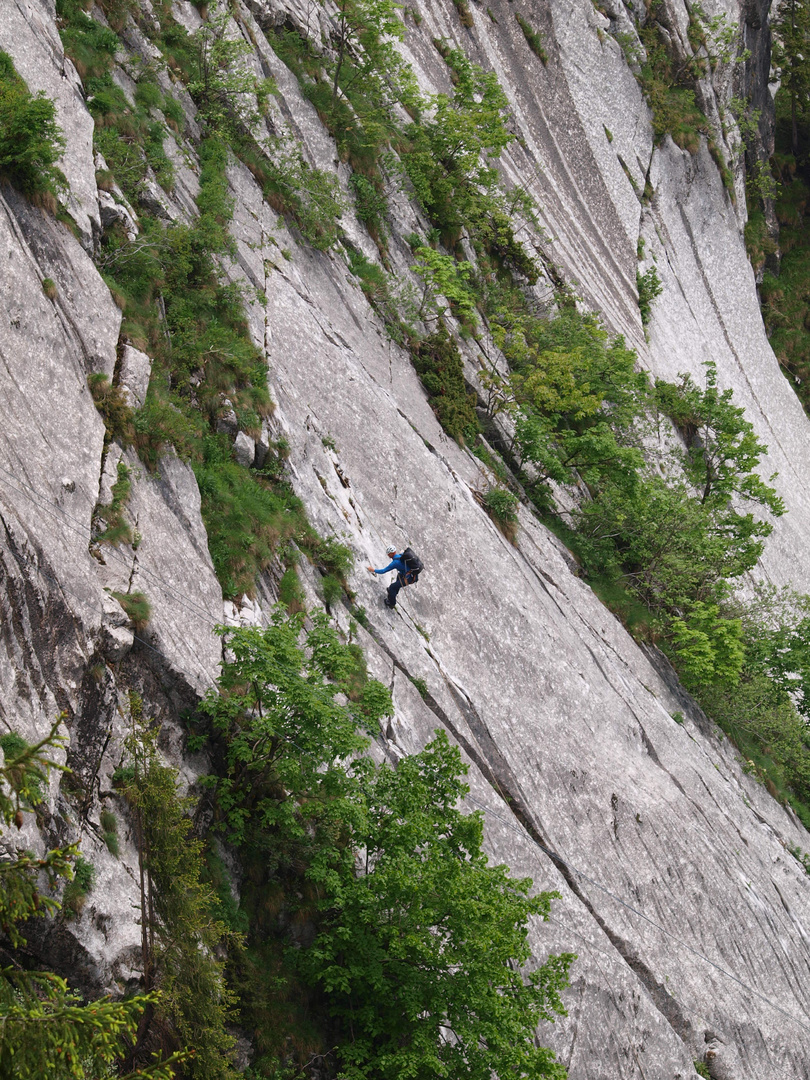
[400,546,424,585]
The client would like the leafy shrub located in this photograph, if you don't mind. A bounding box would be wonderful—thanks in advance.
[101,808,119,857]
[353,606,370,632]
[636,20,709,152]
[306,534,354,579]
[194,436,308,599]
[744,209,778,274]
[350,171,388,239]
[453,0,474,28]
[637,264,662,325]
[41,277,57,300]
[411,325,480,443]
[56,0,119,79]
[654,361,785,523]
[482,487,519,542]
[0,51,65,202]
[279,567,306,613]
[410,675,429,699]
[347,247,391,309]
[120,709,239,1078]
[62,855,95,917]
[320,572,343,609]
[299,732,574,1080]
[196,614,571,1078]
[508,310,647,494]
[0,732,47,807]
[0,723,179,1079]
[400,51,515,242]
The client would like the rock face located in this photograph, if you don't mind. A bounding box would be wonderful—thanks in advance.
[3,1,810,1078]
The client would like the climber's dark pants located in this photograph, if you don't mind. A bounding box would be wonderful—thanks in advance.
[387,576,403,607]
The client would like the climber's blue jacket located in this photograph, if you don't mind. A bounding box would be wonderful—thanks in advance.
[373,554,407,576]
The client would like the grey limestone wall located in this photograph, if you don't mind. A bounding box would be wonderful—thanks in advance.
[2,0,810,1077]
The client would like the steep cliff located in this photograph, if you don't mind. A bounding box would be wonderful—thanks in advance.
[2,0,810,1077]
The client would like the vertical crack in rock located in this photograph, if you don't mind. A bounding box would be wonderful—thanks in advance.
[356,607,699,1047]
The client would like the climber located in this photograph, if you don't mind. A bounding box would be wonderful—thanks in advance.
[367,544,423,609]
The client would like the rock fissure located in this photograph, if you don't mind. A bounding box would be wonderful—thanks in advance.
[362,591,708,1047]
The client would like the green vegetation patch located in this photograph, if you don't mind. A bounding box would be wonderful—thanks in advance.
[0,720,181,1079]
[111,589,151,630]
[0,50,65,205]
[62,854,95,917]
[516,13,548,63]
[411,325,480,443]
[95,460,133,545]
[190,611,574,1079]
[481,487,519,542]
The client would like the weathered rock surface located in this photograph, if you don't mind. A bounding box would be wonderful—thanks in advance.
[118,344,152,409]
[2,1,810,1078]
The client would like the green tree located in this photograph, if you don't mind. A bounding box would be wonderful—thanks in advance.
[198,610,391,857]
[575,476,747,681]
[655,361,784,536]
[329,0,417,112]
[412,245,477,323]
[692,587,810,814]
[508,311,648,495]
[188,3,274,136]
[401,50,516,240]
[119,701,239,1080]
[771,0,810,157]
[197,612,571,1078]
[0,721,181,1079]
[300,732,574,1080]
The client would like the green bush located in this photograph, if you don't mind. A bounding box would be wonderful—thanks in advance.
[507,310,647,495]
[299,732,573,1080]
[0,732,49,809]
[637,265,662,326]
[88,373,134,445]
[95,460,133,545]
[320,572,343,609]
[0,51,65,202]
[410,675,429,699]
[306,534,354,579]
[350,171,388,239]
[56,0,119,80]
[352,604,370,630]
[120,710,239,1079]
[411,325,480,443]
[0,722,180,1079]
[194,437,307,599]
[279,567,306,613]
[636,20,709,152]
[62,855,95,918]
[482,487,519,542]
[454,0,474,28]
[516,13,547,63]
[111,590,151,630]
[101,808,120,857]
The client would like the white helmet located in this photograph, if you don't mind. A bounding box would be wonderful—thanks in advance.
[386,544,397,555]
